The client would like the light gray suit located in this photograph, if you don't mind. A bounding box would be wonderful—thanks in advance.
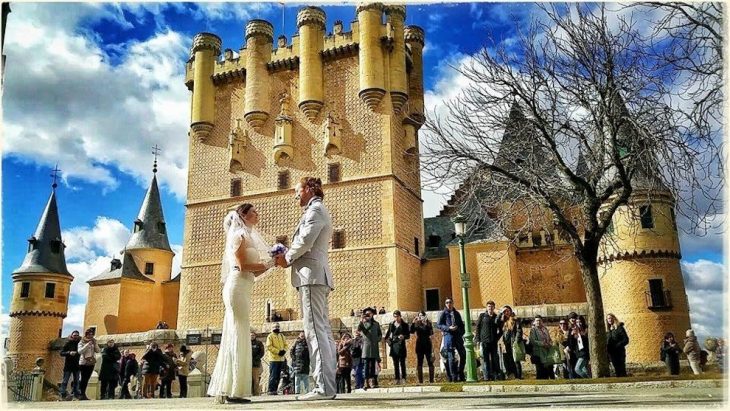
[285,196,336,396]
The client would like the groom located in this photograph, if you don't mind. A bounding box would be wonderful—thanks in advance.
[275,176,337,400]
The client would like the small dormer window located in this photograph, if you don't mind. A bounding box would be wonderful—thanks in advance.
[27,237,38,253]
[145,263,154,275]
[110,258,122,271]
[157,222,166,234]
[50,239,62,254]
[427,234,441,248]
[134,219,144,233]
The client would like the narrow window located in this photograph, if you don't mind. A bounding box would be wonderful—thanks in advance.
[20,282,30,298]
[276,235,289,248]
[145,262,154,275]
[640,205,654,229]
[277,171,290,190]
[670,208,677,230]
[328,163,341,183]
[157,222,166,234]
[134,219,144,233]
[45,283,56,299]
[332,230,345,249]
[414,237,420,256]
[50,239,61,254]
[648,279,666,307]
[230,178,242,197]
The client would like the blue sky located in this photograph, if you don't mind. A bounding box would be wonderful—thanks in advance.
[1,2,725,341]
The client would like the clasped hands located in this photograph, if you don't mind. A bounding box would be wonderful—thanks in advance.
[274,254,289,268]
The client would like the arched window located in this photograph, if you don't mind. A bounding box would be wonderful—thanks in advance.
[266,299,272,322]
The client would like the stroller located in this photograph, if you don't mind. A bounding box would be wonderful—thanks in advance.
[278,362,294,395]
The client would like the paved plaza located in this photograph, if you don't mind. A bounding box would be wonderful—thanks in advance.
[8,385,726,409]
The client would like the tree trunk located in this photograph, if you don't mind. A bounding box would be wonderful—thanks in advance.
[577,241,611,378]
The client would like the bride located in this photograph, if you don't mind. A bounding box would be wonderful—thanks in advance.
[208,203,273,404]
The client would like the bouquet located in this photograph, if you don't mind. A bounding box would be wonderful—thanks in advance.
[270,243,289,258]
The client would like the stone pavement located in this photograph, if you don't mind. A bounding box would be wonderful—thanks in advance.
[7,381,726,409]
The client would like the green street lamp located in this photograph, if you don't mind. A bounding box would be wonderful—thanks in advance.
[453,214,478,383]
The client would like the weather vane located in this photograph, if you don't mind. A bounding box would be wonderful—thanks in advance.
[152,144,161,173]
[50,163,61,189]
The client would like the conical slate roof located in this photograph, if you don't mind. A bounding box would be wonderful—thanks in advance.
[125,174,173,252]
[87,251,154,284]
[13,189,73,277]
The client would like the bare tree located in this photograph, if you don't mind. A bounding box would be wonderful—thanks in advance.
[634,2,723,141]
[421,3,723,377]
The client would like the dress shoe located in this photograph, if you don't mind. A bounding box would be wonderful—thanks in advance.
[296,391,336,401]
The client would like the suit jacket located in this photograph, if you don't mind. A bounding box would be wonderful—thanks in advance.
[285,197,334,289]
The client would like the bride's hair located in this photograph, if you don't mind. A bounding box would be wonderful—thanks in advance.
[236,203,254,218]
[223,203,254,233]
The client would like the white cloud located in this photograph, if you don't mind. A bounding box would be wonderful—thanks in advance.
[682,259,726,341]
[1,305,10,341]
[62,303,88,336]
[3,3,190,200]
[682,259,725,292]
[191,2,274,22]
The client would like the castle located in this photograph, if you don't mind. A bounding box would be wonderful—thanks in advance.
[6,4,691,390]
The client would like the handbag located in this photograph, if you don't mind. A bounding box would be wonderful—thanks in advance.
[512,339,526,363]
[546,345,561,366]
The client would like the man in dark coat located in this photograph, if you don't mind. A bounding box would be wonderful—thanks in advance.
[99,339,122,399]
[120,352,138,399]
[474,301,503,381]
[251,332,265,396]
[59,330,81,400]
[437,298,466,382]
[290,332,311,395]
[159,344,178,398]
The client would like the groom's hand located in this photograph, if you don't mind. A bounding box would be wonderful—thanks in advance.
[275,254,289,268]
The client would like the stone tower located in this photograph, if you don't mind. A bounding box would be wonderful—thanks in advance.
[597,92,691,363]
[85,164,179,334]
[8,178,73,371]
[178,4,426,330]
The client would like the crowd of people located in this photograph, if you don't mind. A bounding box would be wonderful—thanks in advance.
[58,328,195,401]
[59,300,720,400]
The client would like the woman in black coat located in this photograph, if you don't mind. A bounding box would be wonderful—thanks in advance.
[410,311,435,384]
[661,332,682,375]
[606,313,629,377]
[384,310,410,385]
[500,306,524,379]
[99,340,122,399]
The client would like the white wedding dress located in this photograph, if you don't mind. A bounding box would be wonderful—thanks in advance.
[207,217,272,400]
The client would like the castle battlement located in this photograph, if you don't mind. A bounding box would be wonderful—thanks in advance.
[185,4,425,141]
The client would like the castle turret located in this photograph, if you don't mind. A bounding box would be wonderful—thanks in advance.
[385,5,408,114]
[403,25,425,153]
[189,33,222,142]
[404,25,425,123]
[357,3,386,110]
[297,6,326,121]
[244,20,274,131]
[598,91,690,363]
[85,160,178,334]
[9,176,73,371]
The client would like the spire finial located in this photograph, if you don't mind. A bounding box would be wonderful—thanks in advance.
[152,144,161,174]
[50,163,61,189]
